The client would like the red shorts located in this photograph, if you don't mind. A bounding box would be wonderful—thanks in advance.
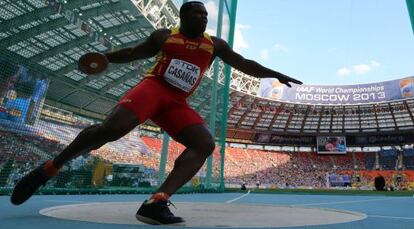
[118,77,205,137]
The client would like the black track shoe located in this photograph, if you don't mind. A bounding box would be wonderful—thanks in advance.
[136,200,185,225]
[10,163,51,205]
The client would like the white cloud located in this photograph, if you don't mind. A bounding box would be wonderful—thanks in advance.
[204,0,249,53]
[337,67,352,76]
[205,1,218,22]
[204,1,230,36]
[273,43,289,53]
[233,23,250,53]
[204,1,219,36]
[203,0,231,46]
[260,49,269,60]
[336,61,381,77]
[353,64,371,74]
[371,60,380,67]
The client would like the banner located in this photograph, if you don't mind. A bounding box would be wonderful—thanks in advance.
[347,134,414,146]
[254,133,414,147]
[255,133,315,146]
[258,77,414,105]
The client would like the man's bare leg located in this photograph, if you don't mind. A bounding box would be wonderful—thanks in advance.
[135,124,214,225]
[156,124,215,196]
[53,106,140,168]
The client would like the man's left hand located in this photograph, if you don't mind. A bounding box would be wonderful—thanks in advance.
[278,75,303,87]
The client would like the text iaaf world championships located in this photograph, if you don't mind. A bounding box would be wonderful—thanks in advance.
[295,85,385,94]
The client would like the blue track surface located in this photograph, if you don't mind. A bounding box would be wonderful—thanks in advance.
[1,193,414,228]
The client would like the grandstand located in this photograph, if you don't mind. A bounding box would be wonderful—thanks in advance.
[0,0,414,197]
[0,0,233,193]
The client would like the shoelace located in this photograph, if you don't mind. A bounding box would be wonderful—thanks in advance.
[158,200,178,217]
[167,200,177,209]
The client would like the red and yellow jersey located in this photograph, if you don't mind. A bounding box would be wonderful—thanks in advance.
[145,28,214,97]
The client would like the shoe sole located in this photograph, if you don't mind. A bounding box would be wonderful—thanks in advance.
[10,181,32,205]
[135,214,185,226]
[10,195,24,205]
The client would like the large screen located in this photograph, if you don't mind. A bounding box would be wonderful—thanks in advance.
[317,136,347,154]
[0,61,49,128]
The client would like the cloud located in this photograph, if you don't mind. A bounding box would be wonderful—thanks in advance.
[204,1,220,36]
[233,24,250,53]
[204,1,229,36]
[353,64,371,74]
[205,1,230,36]
[273,43,289,53]
[371,61,380,67]
[204,0,250,54]
[205,1,218,21]
[260,49,269,60]
[337,68,352,76]
[337,61,381,76]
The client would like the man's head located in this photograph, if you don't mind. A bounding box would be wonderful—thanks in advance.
[179,1,208,36]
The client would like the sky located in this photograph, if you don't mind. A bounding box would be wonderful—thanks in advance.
[216,0,414,86]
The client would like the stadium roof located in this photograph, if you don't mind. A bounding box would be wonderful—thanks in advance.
[0,0,229,124]
[1,0,413,138]
[1,0,171,119]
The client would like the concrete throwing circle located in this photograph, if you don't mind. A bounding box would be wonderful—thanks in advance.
[40,202,366,228]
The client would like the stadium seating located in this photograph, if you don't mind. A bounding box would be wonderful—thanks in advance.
[1,121,413,190]
[403,149,414,169]
[365,152,376,170]
[379,150,398,170]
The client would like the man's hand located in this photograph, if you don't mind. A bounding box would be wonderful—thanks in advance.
[278,75,303,87]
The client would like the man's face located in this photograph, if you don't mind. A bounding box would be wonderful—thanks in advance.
[182,4,208,34]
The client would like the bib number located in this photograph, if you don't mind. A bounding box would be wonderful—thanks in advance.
[164,59,201,92]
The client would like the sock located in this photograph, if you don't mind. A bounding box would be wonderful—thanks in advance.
[147,192,170,204]
[43,160,59,177]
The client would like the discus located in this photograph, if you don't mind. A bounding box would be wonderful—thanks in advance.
[78,52,108,75]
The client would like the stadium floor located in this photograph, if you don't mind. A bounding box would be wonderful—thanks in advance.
[1,192,413,229]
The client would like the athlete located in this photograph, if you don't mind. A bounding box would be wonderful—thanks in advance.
[11,1,302,225]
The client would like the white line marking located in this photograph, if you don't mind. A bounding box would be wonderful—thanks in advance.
[226,190,251,203]
[292,196,411,207]
[369,215,414,220]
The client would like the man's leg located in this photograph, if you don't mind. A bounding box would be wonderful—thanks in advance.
[135,124,214,225]
[157,124,215,196]
[11,105,140,205]
[53,105,140,168]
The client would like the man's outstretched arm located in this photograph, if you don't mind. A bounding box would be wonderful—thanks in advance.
[104,29,170,63]
[212,37,303,87]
